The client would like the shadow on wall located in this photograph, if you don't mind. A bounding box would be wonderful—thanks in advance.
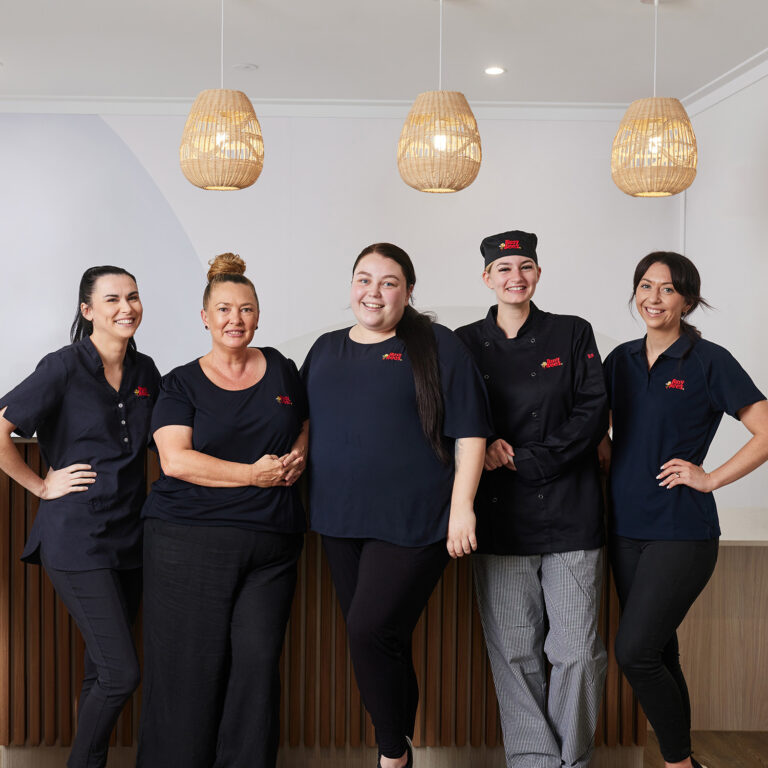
[0,115,202,395]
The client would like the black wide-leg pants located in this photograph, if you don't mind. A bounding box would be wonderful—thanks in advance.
[322,535,449,759]
[137,518,302,768]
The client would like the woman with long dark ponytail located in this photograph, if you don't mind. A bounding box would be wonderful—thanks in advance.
[603,251,768,768]
[301,243,491,768]
[0,266,160,768]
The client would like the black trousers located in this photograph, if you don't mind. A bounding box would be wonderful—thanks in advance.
[610,535,718,763]
[137,519,302,768]
[322,535,449,759]
[42,556,142,768]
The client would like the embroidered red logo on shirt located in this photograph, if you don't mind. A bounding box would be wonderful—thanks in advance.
[275,395,293,405]
[587,353,595,359]
[665,379,685,391]
[540,358,563,369]
[134,386,150,398]
[499,239,521,250]
[382,352,403,361]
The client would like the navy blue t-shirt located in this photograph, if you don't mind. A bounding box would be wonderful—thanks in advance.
[604,335,765,540]
[0,338,161,570]
[301,324,492,547]
[142,347,307,533]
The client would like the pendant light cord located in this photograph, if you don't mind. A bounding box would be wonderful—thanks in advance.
[438,0,443,91]
[653,0,658,97]
[220,0,225,89]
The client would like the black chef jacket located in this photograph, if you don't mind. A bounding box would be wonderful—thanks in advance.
[455,304,608,555]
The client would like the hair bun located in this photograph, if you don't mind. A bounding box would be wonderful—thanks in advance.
[207,253,246,282]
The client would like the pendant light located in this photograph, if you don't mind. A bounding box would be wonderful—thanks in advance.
[397,0,482,193]
[611,0,697,197]
[180,0,264,191]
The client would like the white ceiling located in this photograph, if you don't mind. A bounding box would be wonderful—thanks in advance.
[1,0,767,106]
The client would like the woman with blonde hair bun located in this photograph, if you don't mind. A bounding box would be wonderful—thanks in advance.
[137,254,308,768]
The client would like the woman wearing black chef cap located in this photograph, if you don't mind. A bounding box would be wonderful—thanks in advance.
[456,231,608,768]
[0,266,160,768]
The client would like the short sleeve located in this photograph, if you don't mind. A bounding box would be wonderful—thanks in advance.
[150,371,196,433]
[284,356,309,422]
[703,346,765,419]
[435,325,493,439]
[0,353,69,438]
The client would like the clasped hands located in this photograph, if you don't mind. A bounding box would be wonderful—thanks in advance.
[251,449,305,487]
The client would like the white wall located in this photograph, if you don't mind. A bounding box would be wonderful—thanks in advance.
[0,100,764,514]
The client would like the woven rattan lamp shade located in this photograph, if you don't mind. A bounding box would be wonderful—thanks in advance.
[611,97,697,197]
[180,89,264,191]
[397,91,482,193]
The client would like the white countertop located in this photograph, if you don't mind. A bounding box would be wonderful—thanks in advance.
[719,508,768,546]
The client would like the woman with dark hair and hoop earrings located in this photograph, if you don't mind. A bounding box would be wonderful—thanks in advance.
[601,252,768,768]
[456,230,608,768]
[137,254,307,768]
[301,243,491,768]
[0,266,160,768]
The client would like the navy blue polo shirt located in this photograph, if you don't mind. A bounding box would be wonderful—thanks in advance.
[0,338,161,570]
[604,335,765,540]
[301,324,492,547]
[456,304,607,555]
[142,347,307,533]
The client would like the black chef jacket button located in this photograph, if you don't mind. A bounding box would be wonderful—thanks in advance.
[121,419,126,425]
[123,437,129,443]
[532,411,537,418]
[537,493,544,500]
[530,338,536,343]
[491,497,498,503]
[483,341,490,347]
[118,403,124,409]
[483,374,489,380]
[530,372,536,377]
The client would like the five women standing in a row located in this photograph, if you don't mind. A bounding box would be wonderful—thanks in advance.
[0,237,766,768]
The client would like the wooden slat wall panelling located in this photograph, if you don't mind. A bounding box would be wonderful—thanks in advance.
[26,444,42,746]
[0,457,10,744]
[424,584,441,746]
[440,559,455,747]
[1,448,653,754]
[454,556,470,748]
[11,449,26,746]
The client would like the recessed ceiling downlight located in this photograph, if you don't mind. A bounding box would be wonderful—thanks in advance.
[484,66,505,76]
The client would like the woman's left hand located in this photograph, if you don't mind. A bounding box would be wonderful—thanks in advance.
[657,459,714,492]
[447,501,477,559]
[280,449,305,486]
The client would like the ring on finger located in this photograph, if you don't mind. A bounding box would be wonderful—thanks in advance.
[675,472,680,478]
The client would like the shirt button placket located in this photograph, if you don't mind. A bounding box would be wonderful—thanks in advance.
[118,402,129,449]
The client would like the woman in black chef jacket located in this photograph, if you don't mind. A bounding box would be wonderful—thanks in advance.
[137,253,307,768]
[301,243,490,768]
[603,252,768,768]
[0,266,160,768]
[455,231,608,768]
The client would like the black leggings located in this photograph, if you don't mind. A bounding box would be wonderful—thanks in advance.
[42,557,142,768]
[322,536,449,759]
[610,536,718,763]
